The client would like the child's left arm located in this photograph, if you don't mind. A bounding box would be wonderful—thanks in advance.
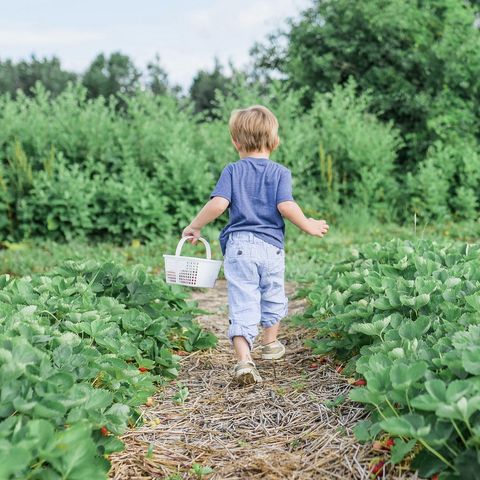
[182,196,229,244]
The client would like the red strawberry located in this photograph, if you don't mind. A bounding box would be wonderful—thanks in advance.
[335,365,344,374]
[138,367,149,373]
[385,438,395,449]
[431,475,439,480]
[100,426,109,437]
[371,460,385,475]
[353,378,367,386]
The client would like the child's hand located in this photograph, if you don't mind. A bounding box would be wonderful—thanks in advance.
[182,225,201,244]
[306,218,329,237]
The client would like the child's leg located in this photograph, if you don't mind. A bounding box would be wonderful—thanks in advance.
[262,321,281,345]
[259,247,288,342]
[233,336,251,362]
[223,240,262,361]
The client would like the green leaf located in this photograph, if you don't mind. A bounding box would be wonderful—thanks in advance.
[374,296,392,310]
[26,419,55,447]
[414,293,430,309]
[462,347,480,375]
[390,361,427,390]
[380,414,430,438]
[442,288,458,302]
[391,438,416,464]
[84,388,114,410]
[411,394,439,412]
[425,379,447,402]
[454,449,480,480]
[33,398,67,419]
[465,294,480,312]
[446,380,472,403]
[0,443,32,477]
[423,420,454,447]
[349,387,383,405]
[379,417,413,436]
[350,317,390,337]
[105,404,130,434]
[399,295,415,307]
[46,424,108,479]
[398,316,431,340]
[457,396,480,422]
[352,419,373,442]
[411,449,447,477]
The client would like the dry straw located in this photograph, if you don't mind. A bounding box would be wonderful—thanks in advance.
[110,282,418,480]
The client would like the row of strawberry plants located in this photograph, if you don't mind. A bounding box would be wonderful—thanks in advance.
[298,239,480,479]
[0,261,216,479]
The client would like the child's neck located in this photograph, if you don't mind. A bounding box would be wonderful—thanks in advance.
[238,149,271,159]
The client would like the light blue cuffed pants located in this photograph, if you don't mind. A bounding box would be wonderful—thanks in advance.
[223,232,288,350]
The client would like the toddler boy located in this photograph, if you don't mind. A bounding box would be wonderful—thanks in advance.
[183,105,329,384]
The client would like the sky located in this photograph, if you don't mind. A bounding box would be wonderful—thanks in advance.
[0,0,310,90]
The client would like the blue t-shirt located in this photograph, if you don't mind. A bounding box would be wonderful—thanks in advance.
[210,157,294,255]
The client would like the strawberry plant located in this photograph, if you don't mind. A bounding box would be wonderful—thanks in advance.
[0,261,216,478]
[298,239,480,479]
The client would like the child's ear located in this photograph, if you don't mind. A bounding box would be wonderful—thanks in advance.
[273,136,280,151]
[231,137,241,151]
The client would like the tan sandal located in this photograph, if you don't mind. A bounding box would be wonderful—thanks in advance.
[233,360,263,385]
[261,340,286,360]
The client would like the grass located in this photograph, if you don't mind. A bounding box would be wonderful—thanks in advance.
[1,218,478,278]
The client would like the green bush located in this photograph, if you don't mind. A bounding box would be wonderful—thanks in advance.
[307,81,402,220]
[1,76,478,242]
[0,80,406,242]
[252,0,480,168]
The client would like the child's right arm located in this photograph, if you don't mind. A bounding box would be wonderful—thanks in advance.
[277,201,329,237]
[182,196,230,244]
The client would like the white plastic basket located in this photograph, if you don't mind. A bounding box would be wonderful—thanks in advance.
[163,236,222,288]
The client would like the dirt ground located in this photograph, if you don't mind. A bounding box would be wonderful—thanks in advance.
[110,281,417,480]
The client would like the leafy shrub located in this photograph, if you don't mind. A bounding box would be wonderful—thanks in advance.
[0,87,217,242]
[252,0,480,168]
[308,81,402,220]
[17,160,95,240]
[0,80,478,242]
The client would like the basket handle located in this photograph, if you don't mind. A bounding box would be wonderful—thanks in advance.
[176,236,212,259]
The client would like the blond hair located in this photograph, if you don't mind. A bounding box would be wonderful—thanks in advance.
[229,105,279,153]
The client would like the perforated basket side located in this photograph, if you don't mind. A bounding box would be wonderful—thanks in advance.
[164,254,222,288]
[178,259,200,285]
[164,256,203,286]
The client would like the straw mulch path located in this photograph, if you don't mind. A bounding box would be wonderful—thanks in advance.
[110,280,417,480]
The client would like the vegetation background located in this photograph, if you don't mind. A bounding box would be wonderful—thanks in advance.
[1,0,479,248]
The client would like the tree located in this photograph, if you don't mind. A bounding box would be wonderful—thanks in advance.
[82,52,141,99]
[189,59,231,116]
[145,54,181,96]
[0,56,76,97]
[252,0,480,166]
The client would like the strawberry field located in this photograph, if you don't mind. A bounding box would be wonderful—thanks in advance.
[0,260,216,478]
[2,228,479,479]
[297,239,480,479]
